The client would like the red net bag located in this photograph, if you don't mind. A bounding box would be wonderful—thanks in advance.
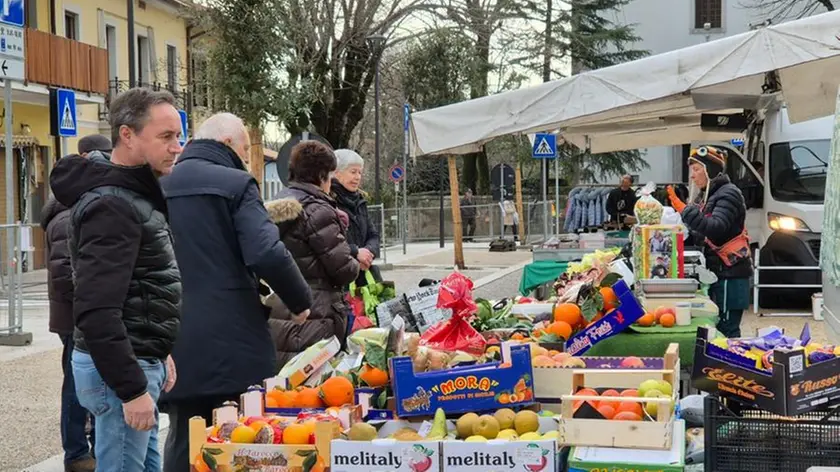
[419,272,486,356]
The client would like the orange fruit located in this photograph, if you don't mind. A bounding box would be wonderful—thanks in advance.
[511,332,525,341]
[296,387,325,409]
[553,303,582,326]
[660,313,676,328]
[599,389,621,410]
[359,364,390,388]
[573,388,599,410]
[614,411,643,421]
[600,287,619,311]
[620,389,639,397]
[282,422,311,444]
[545,321,573,340]
[636,313,655,327]
[267,389,298,409]
[654,306,674,322]
[596,404,616,419]
[320,376,355,407]
[617,401,644,417]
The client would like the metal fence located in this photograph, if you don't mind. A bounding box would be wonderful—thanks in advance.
[376,201,566,247]
[0,223,31,339]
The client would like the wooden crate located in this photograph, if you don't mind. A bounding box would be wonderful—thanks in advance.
[534,343,679,406]
[188,403,337,472]
[558,354,679,450]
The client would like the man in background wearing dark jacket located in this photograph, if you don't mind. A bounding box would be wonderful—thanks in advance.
[606,175,638,228]
[160,113,312,472]
[42,134,110,472]
[50,88,181,471]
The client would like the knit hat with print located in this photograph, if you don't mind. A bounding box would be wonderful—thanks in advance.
[688,146,726,178]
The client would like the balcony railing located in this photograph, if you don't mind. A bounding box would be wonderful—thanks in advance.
[24,28,109,95]
[99,79,192,121]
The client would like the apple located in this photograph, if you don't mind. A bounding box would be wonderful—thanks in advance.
[656,380,673,397]
[620,356,646,368]
[638,379,661,397]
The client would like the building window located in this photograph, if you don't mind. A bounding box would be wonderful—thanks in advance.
[137,35,151,87]
[25,0,37,29]
[166,45,178,92]
[64,11,79,40]
[695,0,722,29]
[106,25,118,92]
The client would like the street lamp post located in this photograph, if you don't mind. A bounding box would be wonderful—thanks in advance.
[367,34,386,204]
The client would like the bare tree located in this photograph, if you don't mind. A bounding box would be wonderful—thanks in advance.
[741,0,835,22]
[275,0,440,149]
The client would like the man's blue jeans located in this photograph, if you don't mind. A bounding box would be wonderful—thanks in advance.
[72,350,167,472]
[60,335,95,464]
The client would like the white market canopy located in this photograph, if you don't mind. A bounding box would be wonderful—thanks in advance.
[409,10,840,156]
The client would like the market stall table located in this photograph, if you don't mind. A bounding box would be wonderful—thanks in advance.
[519,260,569,295]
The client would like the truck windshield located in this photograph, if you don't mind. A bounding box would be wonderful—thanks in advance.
[768,139,829,203]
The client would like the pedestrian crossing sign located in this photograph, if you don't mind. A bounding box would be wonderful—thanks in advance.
[54,88,77,137]
[532,132,557,159]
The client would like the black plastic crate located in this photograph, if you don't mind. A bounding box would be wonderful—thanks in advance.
[705,395,840,472]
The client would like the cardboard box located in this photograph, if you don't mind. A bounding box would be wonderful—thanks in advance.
[331,440,440,472]
[568,420,686,472]
[564,280,646,356]
[691,326,840,415]
[390,344,535,417]
[440,439,556,472]
[267,336,341,390]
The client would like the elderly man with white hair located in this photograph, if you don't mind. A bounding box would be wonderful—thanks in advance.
[160,113,312,472]
[331,149,381,285]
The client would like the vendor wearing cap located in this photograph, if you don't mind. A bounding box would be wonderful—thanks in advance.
[667,146,752,337]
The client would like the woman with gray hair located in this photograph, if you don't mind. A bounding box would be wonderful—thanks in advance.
[331,149,381,285]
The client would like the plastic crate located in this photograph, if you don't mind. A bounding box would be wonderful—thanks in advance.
[705,395,840,472]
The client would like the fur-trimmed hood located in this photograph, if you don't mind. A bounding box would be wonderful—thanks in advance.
[265,198,303,224]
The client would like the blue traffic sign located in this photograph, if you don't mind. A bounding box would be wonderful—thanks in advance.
[389,164,405,183]
[55,88,77,138]
[532,133,557,159]
[0,0,25,27]
[178,109,188,146]
[403,104,410,131]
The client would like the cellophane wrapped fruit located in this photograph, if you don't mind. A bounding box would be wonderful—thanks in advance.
[634,182,664,225]
[419,272,487,356]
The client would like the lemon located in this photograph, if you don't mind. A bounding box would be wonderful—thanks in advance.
[542,431,559,440]
[465,435,488,442]
[518,432,542,441]
[496,429,519,440]
[230,425,257,443]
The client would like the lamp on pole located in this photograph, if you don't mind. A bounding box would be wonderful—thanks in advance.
[367,34,386,204]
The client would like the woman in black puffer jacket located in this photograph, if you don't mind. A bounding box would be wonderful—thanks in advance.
[668,146,753,337]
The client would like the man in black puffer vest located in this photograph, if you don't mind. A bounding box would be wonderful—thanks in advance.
[50,88,182,471]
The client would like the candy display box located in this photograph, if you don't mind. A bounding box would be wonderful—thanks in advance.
[691,326,840,415]
[390,344,535,417]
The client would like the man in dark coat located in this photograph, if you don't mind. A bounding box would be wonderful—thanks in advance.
[606,174,638,227]
[41,134,110,472]
[160,113,312,472]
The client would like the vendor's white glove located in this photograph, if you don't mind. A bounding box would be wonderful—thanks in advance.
[292,309,310,325]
